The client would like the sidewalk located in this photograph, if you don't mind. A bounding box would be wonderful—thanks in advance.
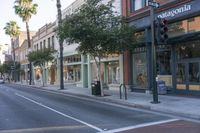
[15,82,200,120]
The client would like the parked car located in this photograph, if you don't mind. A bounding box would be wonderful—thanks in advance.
[0,78,5,84]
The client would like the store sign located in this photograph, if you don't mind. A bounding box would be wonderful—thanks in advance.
[158,4,192,19]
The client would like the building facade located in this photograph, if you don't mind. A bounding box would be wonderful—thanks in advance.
[123,0,200,95]
[59,0,123,89]
[12,31,36,81]
[19,40,28,83]
[32,22,57,85]
[0,44,11,65]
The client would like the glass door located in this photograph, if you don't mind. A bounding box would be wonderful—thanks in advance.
[176,63,187,90]
[176,62,200,91]
[188,62,200,91]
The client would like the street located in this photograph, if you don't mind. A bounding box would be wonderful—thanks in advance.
[0,84,199,133]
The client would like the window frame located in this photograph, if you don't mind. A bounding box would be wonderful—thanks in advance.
[130,0,148,12]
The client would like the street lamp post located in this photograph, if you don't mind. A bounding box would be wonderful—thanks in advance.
[148,0,160,104]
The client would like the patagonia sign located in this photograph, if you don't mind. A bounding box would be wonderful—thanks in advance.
[158,4,192,19]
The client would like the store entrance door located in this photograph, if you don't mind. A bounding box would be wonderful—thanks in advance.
[176,61,200,93]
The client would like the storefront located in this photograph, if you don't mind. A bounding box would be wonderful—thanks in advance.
[90,55,120,89]
[132,47,148,90]
[63,55,81,83]
[126,0,200,95]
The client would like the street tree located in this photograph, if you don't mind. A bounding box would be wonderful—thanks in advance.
[58,0,136,96]
[54,0,64,89]
[27,48,56,86]
[4,21,20,82]
[0,61,20,81]
[14,0,38,85]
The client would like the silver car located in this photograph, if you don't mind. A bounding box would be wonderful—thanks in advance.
[0,78,5,84]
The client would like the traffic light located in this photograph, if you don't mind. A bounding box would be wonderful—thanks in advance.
[156,18,168,44]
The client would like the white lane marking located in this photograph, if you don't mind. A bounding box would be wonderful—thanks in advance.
[100,119,179,133]
[15,93,104,132]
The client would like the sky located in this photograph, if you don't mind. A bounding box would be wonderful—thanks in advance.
[0,0,75,45]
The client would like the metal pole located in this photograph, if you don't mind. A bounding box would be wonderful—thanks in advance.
[150,5,159,104]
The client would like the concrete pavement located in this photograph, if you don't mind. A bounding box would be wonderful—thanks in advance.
[13,82,200,120]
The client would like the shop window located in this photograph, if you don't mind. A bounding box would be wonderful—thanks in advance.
[133,52,147,89]
[168,16,200,38]
[189,63,199,82]
[65,55,81,63]
[176,63,185,83]
[108,62,120,84]
[188,18,195,33]
[168,21,185,37]
[157,51,171,75]
[176,41,200,59]
[64,66,68,81]
[130,0,148,12]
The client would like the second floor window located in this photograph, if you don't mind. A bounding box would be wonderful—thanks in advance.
[48,37,50,48]
[130,0,147,12]
[43,40,46,48]
[52,36,55,49]
[40,42,42,50]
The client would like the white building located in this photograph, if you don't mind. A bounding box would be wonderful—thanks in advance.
[0,44,11,64]
[32,22,57,85]
[57,0,122,88]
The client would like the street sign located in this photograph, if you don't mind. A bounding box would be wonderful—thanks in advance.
[148,1,160,8]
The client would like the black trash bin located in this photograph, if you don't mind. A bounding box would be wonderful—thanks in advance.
[157,80,167,95]
[91,81,101,95]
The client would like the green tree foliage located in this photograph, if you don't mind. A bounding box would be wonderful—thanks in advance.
[14,0,38,84]
[14,0,38,48]
[27,48,56,86]
[4,21,20,82]
[4,21,20,38]
[58,0,136,96]
[27,48,56,67]
[59,0,136,54]
[0,61,20,79]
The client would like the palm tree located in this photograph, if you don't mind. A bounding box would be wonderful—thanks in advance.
[14,0,38,85]
[4,21,20,82]
[56,0,64,89]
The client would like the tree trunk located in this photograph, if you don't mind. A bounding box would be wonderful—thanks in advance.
[42,65,45,87]
[26,21,32,85]
[11,38,16,82]
[56,0,64,89]
[94,56,104,96]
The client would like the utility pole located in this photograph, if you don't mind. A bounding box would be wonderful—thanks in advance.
[148,0,160,103]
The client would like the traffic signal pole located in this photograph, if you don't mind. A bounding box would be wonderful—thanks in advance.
[149,1,160,104]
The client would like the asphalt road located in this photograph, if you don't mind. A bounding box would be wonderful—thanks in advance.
[0,84,199,133]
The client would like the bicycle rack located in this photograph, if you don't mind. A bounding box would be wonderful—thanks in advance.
[119,84,127,100]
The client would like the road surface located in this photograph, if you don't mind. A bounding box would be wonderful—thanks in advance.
[0,84,199,133]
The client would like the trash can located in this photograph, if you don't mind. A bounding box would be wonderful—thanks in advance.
[91,81,101,95]
[157,80,167,95]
